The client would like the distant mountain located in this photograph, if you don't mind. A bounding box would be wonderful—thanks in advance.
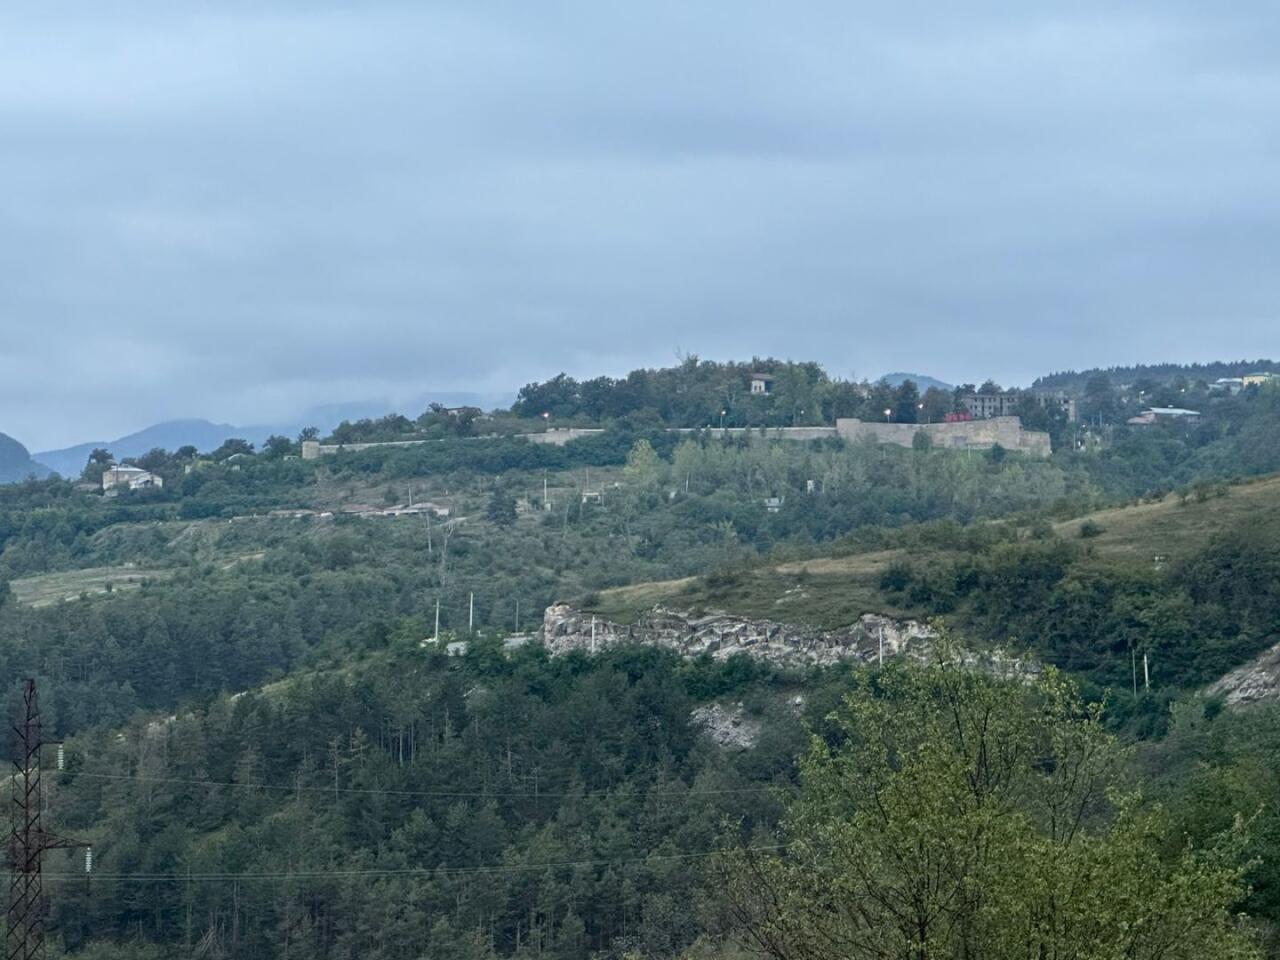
[0,433,52,484]
[33,392,514,478]
[34,419,243,479]
[879,372,955,393]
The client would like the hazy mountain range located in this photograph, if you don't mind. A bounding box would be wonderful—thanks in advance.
[28,392,510,479]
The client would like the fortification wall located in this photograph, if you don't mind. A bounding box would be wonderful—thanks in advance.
[301,438,432,459]
[670,426,839,441]
[835,416,1051,457]
[522,428,606,446]
[299,420,1046,460]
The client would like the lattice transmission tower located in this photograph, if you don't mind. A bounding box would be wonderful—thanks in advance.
[7,679,84,960]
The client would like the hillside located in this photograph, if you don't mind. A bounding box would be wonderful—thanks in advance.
[4,357,1280,957]
[585,473,1280,697]
[0,431,52,484]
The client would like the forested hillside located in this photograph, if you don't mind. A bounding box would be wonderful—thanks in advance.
[5,358,1280,957]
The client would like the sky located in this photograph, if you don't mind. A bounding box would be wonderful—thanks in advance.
[3,2,1279,449]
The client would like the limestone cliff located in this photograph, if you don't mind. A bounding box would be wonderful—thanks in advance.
[541,602,938,668]
[1207,641,1280,707]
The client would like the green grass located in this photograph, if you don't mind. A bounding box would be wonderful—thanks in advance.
[587,548,927,628]
[9,566,172,607]
[1051,474,1280,566]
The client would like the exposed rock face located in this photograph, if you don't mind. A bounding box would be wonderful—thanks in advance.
[541,603,937,668]
[690,702,763,750]
[1207,642,1280,706]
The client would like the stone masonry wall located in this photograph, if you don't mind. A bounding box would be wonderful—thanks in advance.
[835,416,1051,457]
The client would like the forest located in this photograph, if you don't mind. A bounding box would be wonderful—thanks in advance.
[4,358,1280,957]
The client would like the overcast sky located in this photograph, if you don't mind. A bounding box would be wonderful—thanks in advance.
[3,2,1279,449]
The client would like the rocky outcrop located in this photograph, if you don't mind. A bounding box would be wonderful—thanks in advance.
[541,603,937,668]
[1207,642,1280,707]
[690,702,763,749]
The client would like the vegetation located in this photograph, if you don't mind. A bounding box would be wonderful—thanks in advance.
[722,651,1257,959]
[1,356,1280,956]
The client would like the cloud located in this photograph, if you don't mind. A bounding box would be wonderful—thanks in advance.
[2,1,1279,447]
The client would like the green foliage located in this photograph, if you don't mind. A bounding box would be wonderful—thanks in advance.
[723,654,1257,959]
[47,646,797,959]
[485,486,517,526]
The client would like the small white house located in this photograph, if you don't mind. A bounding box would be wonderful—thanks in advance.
[750,373,775,395]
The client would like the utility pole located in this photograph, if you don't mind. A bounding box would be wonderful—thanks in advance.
[7,679,86,960]
[468,592,474,633]
[433,601,440,643]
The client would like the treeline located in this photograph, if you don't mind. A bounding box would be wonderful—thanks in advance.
[510,357,974,431]
[1034,358,1280,392]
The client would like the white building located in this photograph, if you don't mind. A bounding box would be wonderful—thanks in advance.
[1127,407,1202,426]
[101,465,164,493]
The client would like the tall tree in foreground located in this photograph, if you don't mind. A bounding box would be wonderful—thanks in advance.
[721,648,1257,959]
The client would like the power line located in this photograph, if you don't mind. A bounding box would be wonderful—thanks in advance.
[69,769,786,800]
[31,844,792,885]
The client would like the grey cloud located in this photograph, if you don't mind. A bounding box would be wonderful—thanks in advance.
[2,2,1279,447]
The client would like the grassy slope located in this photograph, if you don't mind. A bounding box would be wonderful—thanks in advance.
[588,473,1280,629]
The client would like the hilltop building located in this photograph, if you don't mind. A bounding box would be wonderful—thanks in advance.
[101,465,163,493]
[963,391,1077,422]
[749,373,775,395]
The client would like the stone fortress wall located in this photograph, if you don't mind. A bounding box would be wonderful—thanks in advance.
[835,416,1051,458]
[301,417,1049,460]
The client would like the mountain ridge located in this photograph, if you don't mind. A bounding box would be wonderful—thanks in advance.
[33,392,512,477]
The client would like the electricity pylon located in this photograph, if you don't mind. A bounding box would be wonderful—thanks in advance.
[7,679,84,960]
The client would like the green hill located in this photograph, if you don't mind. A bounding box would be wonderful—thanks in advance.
[586,474,1280,699]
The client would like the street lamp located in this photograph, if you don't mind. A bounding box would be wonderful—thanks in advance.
[918,401,927,424]
[720,409,727,430]
[884,408,892,423]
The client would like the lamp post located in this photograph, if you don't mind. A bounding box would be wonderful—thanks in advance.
[884,408,892,423]
[918,401,927,424]
[720,409,727,430]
